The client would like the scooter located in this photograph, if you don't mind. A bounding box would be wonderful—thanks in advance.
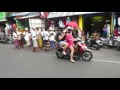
[103,35,119,48]
[2,35,13,44]
[116,37,120,51]
[55,40,93,61]
[85,38,101,50]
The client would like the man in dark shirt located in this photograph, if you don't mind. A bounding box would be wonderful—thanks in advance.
[56,28,68,55]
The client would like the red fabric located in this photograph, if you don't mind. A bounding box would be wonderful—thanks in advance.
[47,20,51,27]
[12,24,17,30]
[18,40,24,47]
[114,29,118,37]
[63,19,66,25]
[66,21,78,28]
[65,33,74,48]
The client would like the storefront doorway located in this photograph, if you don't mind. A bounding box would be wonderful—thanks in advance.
[83,13,111,37]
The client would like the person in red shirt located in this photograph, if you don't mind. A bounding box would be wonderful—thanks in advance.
[114,27,118,37]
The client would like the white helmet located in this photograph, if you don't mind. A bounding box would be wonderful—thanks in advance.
[67,26,73,31]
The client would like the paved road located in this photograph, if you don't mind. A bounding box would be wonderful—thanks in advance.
[0,44,120,78]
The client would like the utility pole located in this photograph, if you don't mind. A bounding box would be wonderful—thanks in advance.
[111,12,115,36]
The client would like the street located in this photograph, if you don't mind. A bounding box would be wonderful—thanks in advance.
[0,44,120,78]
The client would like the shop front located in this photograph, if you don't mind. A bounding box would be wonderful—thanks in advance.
[113,12,120,35]
[13,12,43,32]
[47,12,103,31]
[0,12,7,33]
[82,13,111,38]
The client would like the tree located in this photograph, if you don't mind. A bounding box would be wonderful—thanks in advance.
[5,12,14,17]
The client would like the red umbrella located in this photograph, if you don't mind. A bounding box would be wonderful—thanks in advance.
[66,21,78,28]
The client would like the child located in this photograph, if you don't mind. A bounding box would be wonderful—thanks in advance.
[49,31,56,50]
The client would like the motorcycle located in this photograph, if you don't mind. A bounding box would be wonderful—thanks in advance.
[85,38,101,50]
[55,39,93,61]
[116,37,120,51]
[2,35,13,44]
[103,35,119,48]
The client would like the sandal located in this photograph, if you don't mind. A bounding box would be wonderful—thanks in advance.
[62,51,66,55]
[70,60,75,63]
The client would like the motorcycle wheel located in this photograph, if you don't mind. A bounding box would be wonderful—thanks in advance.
[117,43,120,51]
[82,51,93,61]
[56,51,63,58]
[8,41,13,44]
[96,46,100,50]
[94,44,100,50]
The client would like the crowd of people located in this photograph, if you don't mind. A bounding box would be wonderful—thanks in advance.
[13,27,56,52]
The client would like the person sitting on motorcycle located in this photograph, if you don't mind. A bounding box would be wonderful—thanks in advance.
[65,26,75,63]
[90,31,97,46]
[57,28,68,55]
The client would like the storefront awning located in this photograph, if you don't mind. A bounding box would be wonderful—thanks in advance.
[0,12,7,22]
[12,12,29,16]
[0,19,7,22]
[47,12,104,19]
[14,12,40,20]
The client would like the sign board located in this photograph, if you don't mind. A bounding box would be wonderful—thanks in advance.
[0,12,6,20]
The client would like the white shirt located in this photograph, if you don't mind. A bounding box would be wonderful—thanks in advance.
[23,31,31,41]
[41,31,50,40]
[31,30,37,40]
[17,31,22,40]
[13,32,18,40]
[49,31,56,41]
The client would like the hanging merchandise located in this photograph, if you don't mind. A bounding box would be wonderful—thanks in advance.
[49,24,55,31]
[66,17,71,24]
[63,19,66,25]
[58,20,65,28]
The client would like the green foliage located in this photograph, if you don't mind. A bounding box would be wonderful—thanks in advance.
[6,12,14,17]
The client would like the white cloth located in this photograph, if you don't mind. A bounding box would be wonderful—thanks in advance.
[31,30,37,40]
[58,20,65,28]
[13,32,18,40]
[41,31,50,40]
[49,31,56,41]
[5,28,8,36]
[33,39,38,47]
[17,31,22,40]
[23,32,31,41]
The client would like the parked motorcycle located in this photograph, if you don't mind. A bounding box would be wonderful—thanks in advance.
[103,35,119,48]
[55,40,93,61]
[85,38,101,50]
[116,37,120,51]
[2,35,13,44]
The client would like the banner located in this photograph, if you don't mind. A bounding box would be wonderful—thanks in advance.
[0,12,5,20]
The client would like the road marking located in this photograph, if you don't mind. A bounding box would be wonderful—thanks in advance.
[21,51,120,64]
[92,59,120,64]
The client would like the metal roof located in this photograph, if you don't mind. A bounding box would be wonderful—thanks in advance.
[47,12,104,19]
